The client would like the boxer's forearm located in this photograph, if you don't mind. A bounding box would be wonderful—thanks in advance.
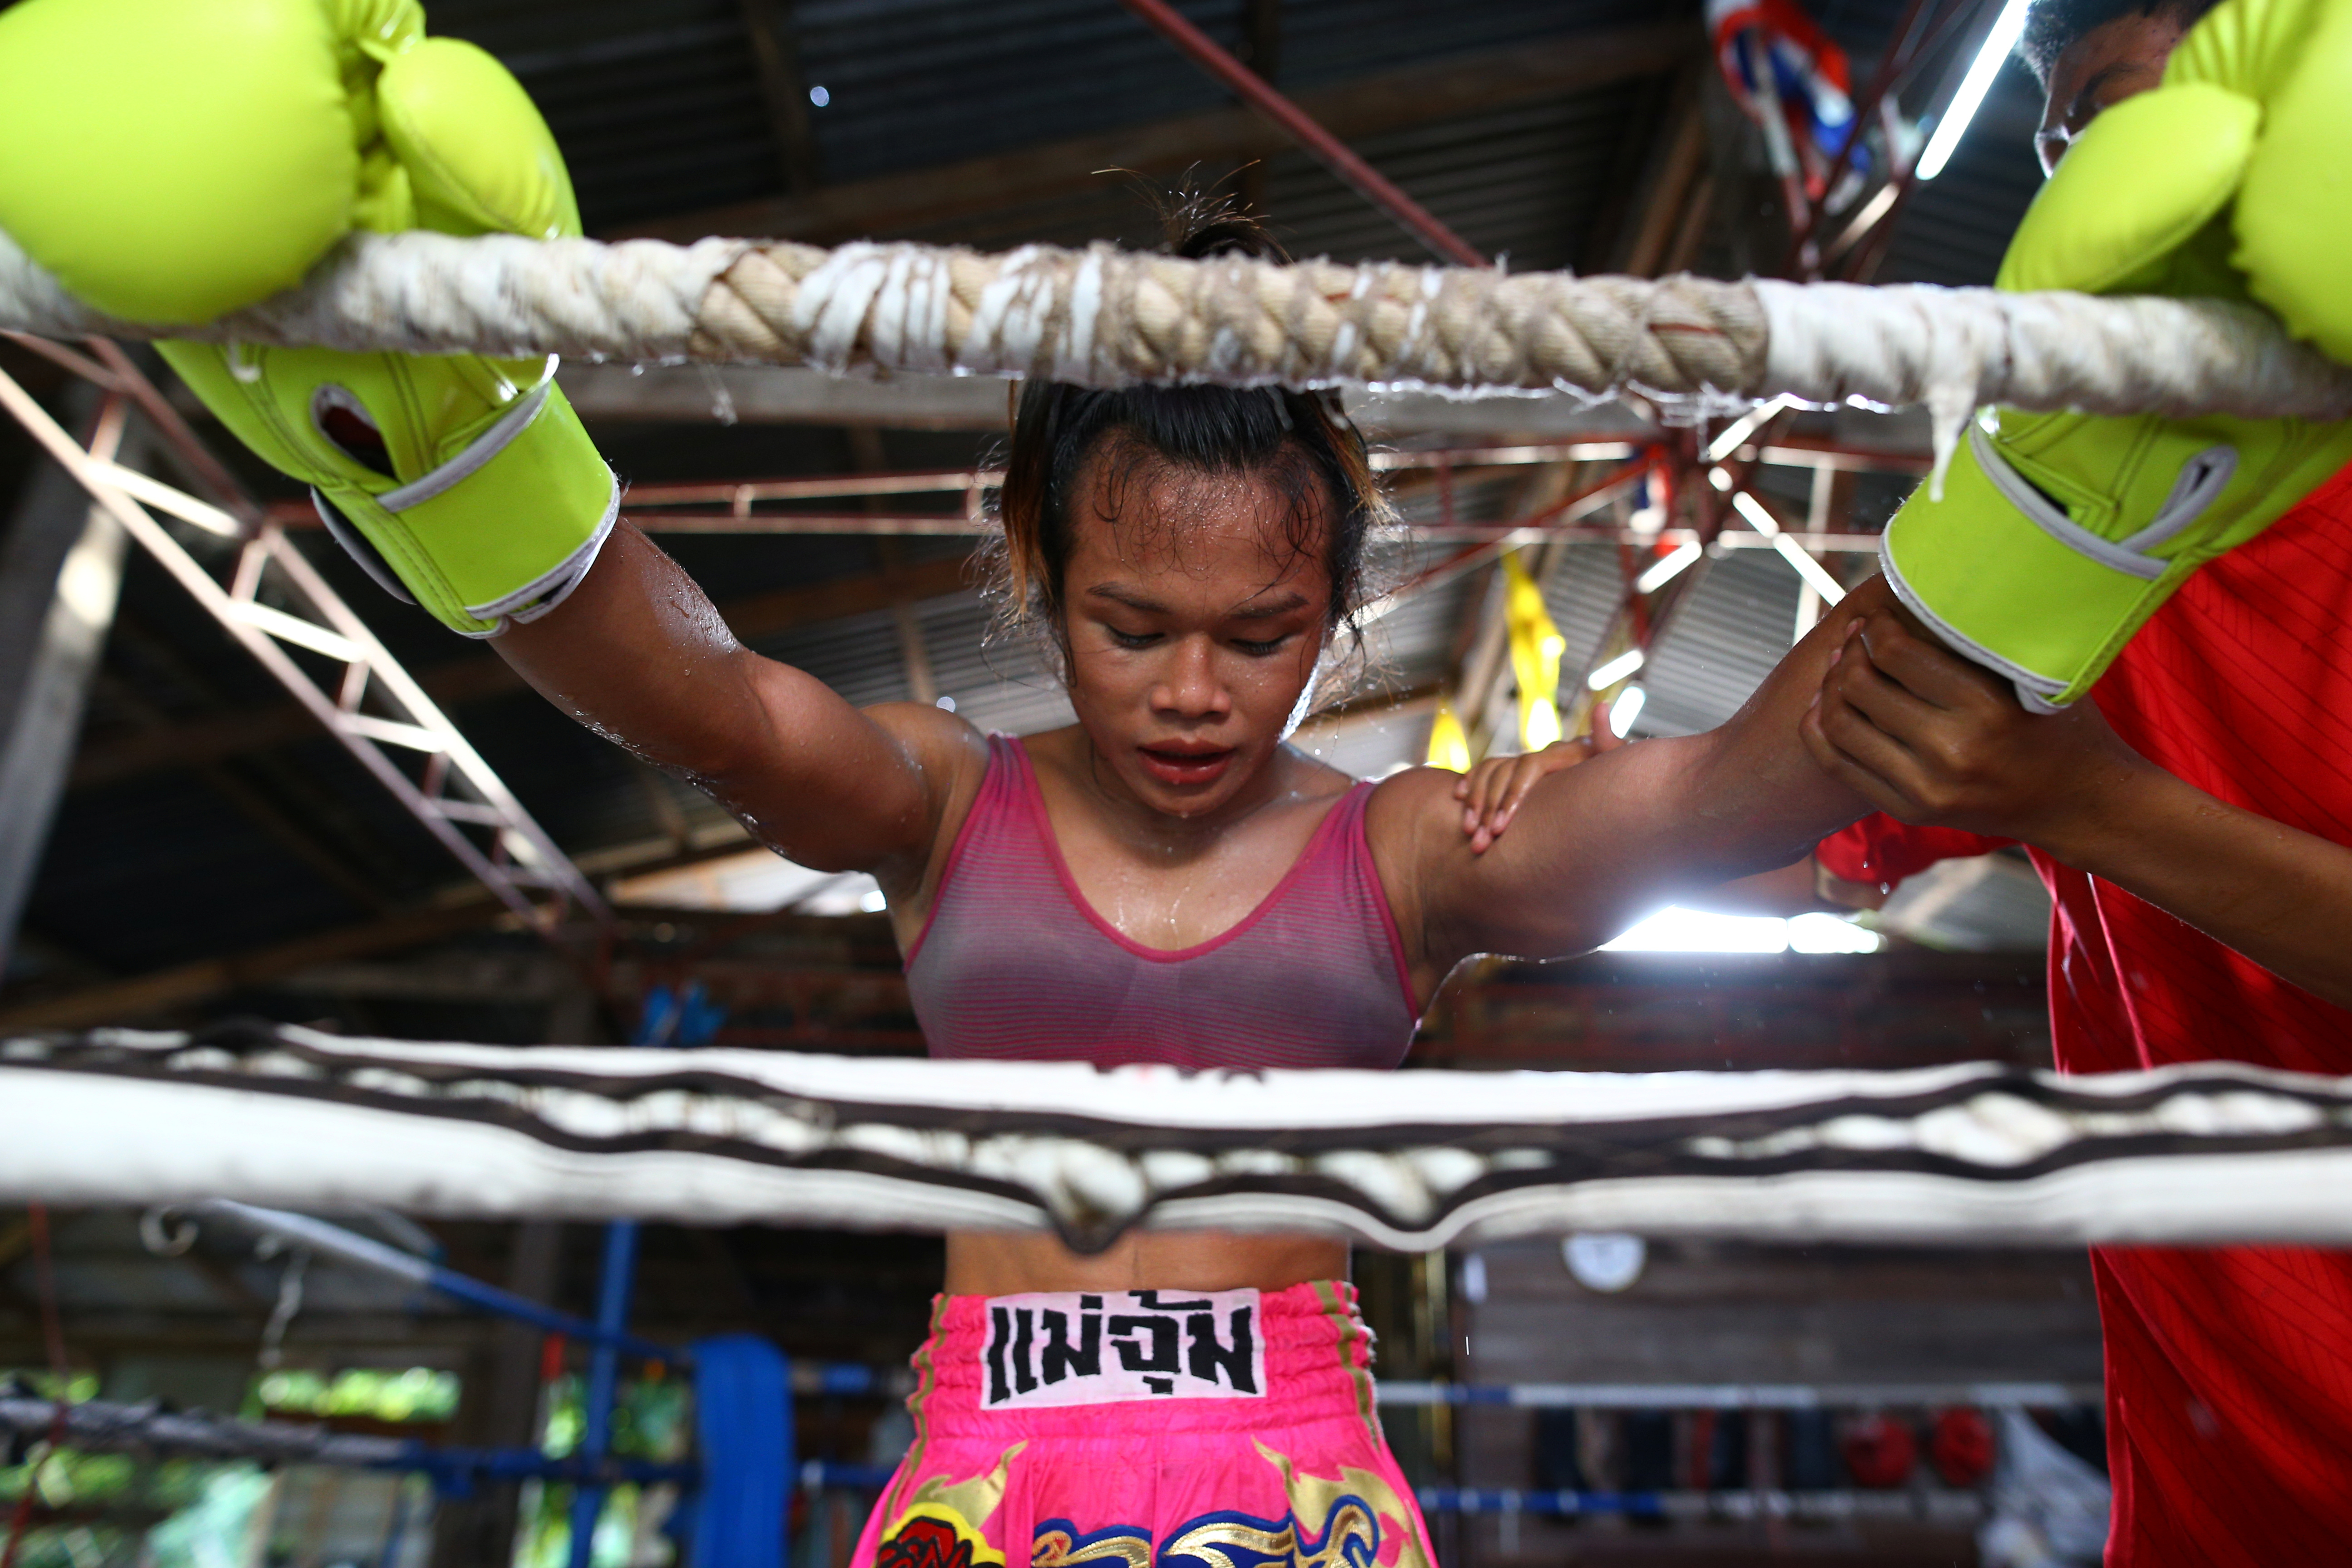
[495,522,954,872]
[2039,765,2352,1010]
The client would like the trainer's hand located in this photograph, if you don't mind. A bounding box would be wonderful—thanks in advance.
[1454,705,1624,854]
[1798,605,2153,847]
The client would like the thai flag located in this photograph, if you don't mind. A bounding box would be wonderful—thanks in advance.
[1707,0,1867,207]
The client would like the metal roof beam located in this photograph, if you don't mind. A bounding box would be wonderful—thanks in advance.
[0,387,130,977]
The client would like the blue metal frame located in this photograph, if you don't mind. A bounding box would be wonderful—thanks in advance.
[563,1220,645,1568]
[559,983,727,1568]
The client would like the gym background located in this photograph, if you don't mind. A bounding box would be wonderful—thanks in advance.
[0,0,2100,1563]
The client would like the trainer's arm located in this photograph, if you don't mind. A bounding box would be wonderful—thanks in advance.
[1373,578,1886,984]
[1803,601,2352,1009]
[496,523,975,877]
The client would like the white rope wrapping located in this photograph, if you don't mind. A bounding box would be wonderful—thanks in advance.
[0,231,754,365]
[8,1024,2352,1251]
[8,230,2351,477]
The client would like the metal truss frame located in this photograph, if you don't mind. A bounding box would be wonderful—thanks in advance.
[0,343,609,933]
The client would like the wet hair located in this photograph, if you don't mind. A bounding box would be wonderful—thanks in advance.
[2019,0,2220,84]
[987,194,1391,680]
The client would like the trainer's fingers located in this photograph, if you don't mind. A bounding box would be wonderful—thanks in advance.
[1828,644,1945,741]
[1801,697,1910,818]
[1456,757,1494,808]
[1493,753,1558,826]
[1476,762,1528,829]
[1462,762,1513,838]
[1858,610,2006,710]
[1797,701,1910,823]
[1816,683,1931,808]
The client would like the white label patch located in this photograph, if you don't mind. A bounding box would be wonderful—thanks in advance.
[979,1288,1265,1408]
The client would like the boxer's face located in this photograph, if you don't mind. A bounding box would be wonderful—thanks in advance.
[1055,443,1333,820]
[2037,10,2192,175]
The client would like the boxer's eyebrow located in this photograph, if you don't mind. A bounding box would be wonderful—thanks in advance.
[1227,592,1309,622]
[1086,584,1168,613]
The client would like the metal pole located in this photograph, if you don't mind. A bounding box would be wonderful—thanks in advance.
[564,983,719,1568]
[567,1220,641,1568]
[1113,0,1487,268]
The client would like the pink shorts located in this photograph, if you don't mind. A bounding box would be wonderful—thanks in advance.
[851,1280,1435,1568]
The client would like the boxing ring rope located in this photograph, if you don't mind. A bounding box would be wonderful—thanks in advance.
[8,1023,2351,1250]
[5,230,2352,484]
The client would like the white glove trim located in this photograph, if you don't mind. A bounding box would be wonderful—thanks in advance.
[310,489,417,607]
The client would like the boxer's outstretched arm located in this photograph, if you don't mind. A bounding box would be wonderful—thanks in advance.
[1370,580,1884,994]
[496,522,981,880]
[1806,602,2352,1010]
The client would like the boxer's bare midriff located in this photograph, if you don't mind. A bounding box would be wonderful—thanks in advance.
[943,1229,1348,1296]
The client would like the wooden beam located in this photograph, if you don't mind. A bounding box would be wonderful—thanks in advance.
[560,362,1012,427]
[612,22,1700,243]
[1606,67,1711,278]
[68,549,977,789]
[95,671,396,914]
[99,614,407,910]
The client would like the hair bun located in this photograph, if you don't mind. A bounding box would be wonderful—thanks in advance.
[1158,186,1294,265]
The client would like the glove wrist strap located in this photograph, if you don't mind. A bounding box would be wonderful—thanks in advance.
[1968,425,2233,582]
[316,382,617,637]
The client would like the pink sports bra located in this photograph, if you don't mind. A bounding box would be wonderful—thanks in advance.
[904,735,1420,1070]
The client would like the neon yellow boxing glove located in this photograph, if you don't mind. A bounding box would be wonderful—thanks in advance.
[0,0,616,637]
[1878,0,2352,710]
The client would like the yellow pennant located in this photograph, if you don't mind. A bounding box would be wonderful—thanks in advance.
[1503,552,1566,750]
[1425,701,1471,772]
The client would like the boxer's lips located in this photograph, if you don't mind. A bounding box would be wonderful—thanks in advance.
[1138,742,1236,787]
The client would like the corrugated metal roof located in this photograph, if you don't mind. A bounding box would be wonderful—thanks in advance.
[1639,551,1806,737]
[1879,64,2046,287]
[798,0,1668,183]
[419,0,1689,246]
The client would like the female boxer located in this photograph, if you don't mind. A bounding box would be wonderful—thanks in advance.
[491,220,1879,1568]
